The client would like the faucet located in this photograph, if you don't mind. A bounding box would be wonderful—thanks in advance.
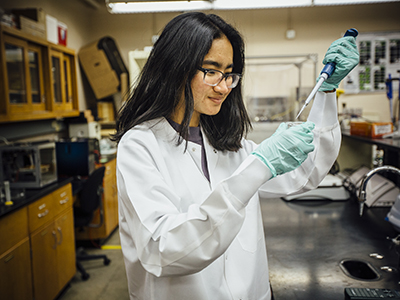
[358,165,400,216]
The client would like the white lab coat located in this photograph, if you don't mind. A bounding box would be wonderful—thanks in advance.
[117,91,341,300]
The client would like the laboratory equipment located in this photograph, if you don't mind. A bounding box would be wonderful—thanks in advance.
[282,174,350,201]
[344,288,400,299]
[296,28,359,119]
[387,193,400,232]
[0,141,57,189]
[248,96,290,122]
[358,165,400,216]
[56,138,100,177]
[382,73,400,138]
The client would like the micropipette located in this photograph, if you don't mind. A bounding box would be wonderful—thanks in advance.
[295,28,359,120]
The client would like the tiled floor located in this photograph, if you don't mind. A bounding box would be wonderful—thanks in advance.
[59,229,129,300]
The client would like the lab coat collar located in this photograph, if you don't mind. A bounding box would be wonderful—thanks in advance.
[152,117,219,184]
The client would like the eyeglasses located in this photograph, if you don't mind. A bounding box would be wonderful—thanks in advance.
[198,67,241,89]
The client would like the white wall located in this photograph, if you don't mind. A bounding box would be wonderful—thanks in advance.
[0,0,399,120]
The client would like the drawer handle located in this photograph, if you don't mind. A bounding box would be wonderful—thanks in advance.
[59,197,69,205]
[38,209,49,218]
[57,227,63,245]
[38,203,46,210]
[4,254,14,263]
[52,230,57,249]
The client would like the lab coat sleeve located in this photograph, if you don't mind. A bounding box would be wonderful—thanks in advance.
[117,127,272,278]
[258,90,341,198]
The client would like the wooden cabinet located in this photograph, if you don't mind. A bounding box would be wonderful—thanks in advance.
[0,25,79,122]
[29,183,75,300]
[75,159,118,240]
[0,207,33,300]
[0,183,76,300]
[50,49,75,112]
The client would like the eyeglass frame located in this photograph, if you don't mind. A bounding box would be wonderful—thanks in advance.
[197,67,242,89]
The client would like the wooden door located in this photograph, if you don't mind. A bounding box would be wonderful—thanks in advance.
[30,222,59,300]
[55,208,76,290]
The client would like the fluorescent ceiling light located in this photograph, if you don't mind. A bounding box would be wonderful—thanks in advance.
[213,0,311,10]
[107,1,213,13]
[106,0,400,13]
[314,0,399,4]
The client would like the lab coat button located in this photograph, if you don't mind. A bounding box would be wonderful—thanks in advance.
[192,148,196,152]
[213,149,217,153]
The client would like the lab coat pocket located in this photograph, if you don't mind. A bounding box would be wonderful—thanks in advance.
[237,197,263,253]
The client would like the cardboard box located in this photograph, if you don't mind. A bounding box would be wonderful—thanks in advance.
[12,8,46,39]
[12,8,46,24]
[19,16,46,39]
[350,121,393,138]
[79,41,119,99]
[97,101,115,122]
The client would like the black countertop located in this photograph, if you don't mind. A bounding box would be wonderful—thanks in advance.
[261,197,400,300]
[0,155,116,219]
[0,178,73,218]
[342,130,400,152]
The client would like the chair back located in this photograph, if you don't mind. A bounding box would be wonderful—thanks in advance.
[78,166,105,214]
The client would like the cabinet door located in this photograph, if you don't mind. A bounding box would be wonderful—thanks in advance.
[3,35,30,114]
[30,222,59,300]
[103,175,118,234]
[28,44,46,111]
[62,55,74,110]
[50,50,64,110]
[2,35,47,115]
[55,208,76,290]
[0,238,33,300]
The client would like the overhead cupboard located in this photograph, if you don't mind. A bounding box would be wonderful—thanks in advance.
[0,24,79,123]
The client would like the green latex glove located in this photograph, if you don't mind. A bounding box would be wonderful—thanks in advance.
[319,36,360,91]
[252,122,315,178]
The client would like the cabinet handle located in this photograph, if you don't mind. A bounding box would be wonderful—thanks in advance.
[57,227,63,245]
[60,191,67,197]
[38,209,49,218]
[38,203,46,210]
[113,185,117,197]
[59,197,69,205]
[4,254,14,263]
[52,230,57,249]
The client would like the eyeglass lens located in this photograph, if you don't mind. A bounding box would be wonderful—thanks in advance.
[203,70,239,88]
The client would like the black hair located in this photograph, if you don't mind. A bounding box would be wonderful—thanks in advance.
[111,12,251,151]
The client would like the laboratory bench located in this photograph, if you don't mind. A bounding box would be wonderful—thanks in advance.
[0,156,117,300]
[261,196,400,300]
[342,130,400,152]
[342,130,400,168]
[0,177,73,218]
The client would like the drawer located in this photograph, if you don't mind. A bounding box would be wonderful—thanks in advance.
[28,193,55,233]
[0,238,33,300]
[53,183,72,216]
[0,208,29,254]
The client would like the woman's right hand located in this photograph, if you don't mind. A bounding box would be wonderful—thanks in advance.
[251,122,315,178]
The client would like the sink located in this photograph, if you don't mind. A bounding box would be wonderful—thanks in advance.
[340,259,381,281]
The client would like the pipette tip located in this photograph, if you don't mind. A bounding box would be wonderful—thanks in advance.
[295,106,305,119]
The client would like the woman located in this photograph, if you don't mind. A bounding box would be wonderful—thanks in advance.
[113,12,358,300]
